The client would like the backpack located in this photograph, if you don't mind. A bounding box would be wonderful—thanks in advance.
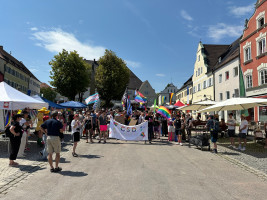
[210,120,219,132]
[5,126,12,137]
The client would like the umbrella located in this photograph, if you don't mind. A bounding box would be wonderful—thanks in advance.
[59,101,87,108]
[174,101,185,107]
[199,97,267,113]
[165,105,178,110]
[179,100,216,111]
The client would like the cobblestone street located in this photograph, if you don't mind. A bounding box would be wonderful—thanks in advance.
[0,133,266,199]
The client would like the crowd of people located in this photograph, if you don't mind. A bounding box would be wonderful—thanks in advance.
[4,106,267,172]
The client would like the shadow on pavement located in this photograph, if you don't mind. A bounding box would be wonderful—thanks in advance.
[15,164,45,173]
[79,154,103,159]
[60,157,71,163]
[59,170,88,177]
[219,152,241,156]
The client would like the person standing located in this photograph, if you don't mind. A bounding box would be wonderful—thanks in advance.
[17,111,29,157]
[9,114,23,166]
[206,115,219,153]
[153,113,160,139]
[174,115,182,145]
[98,111,108,143]
[71,114,81,157]
[226,113,236,148]
[83,111,93,143]
[238,114,248,151]
[167,114,175,141]
[41,111,63,173]
[145,112,154,144]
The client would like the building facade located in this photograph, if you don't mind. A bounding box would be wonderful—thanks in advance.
[158,83,178,105]
[176,76,193,105]
[240,0,267,122]
[0,46,40,95]
[139,80,157,106]
[214,38,241,121]
[192,42,228,103]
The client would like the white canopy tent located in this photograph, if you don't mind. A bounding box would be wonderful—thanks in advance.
[199,97,267,113]
[0,82,48,110]
[179,100,216,111]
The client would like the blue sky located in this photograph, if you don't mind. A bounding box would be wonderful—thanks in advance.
[0,0,255,93]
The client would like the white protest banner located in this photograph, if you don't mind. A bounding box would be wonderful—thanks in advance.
[109,119,148,141]
[85,93,99,105]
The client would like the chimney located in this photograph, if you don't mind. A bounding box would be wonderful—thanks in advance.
[0,46,3,50]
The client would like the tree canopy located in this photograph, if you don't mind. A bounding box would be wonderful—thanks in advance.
[49,49,91,101]
[95,50,130,107]
[40,87,57,102]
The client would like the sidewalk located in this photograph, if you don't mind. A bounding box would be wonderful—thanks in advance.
[0,131,73,195]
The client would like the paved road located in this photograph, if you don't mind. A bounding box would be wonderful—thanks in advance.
[2,139,267,200]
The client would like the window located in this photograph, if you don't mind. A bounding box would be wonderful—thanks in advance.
[198,55,200,62]
[218,57,221,63]
[256,11,265,29]
[258,17,265,28]
[226,91,230,99]
[234,89,239,97]
[225,71,229,80]
[219,93,223,101]
[233,67,238,77]
[200,67,202,74]
[260,69,267,85]
[195,71,198,77]
[198,68,200,76]
[208,78,213,86]
[203,80,206,89]
[198,83,201,91]
[219,74,222,83]
[246,75,252,88]
[258,38,266,55]
[244,47,251,61]
[193,86,196,93]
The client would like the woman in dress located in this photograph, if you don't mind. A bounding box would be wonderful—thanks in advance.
[9,114,23,166]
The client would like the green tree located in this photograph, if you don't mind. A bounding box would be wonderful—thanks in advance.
[95,50,130,108]
[40,87,57,102]
[49,49,91,101]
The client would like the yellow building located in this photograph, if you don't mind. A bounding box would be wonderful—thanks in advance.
[176,76,192,105]
[192,42,228,103]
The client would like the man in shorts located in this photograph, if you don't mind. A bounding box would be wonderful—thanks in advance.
[238,114,248,151]
[226,113,236,148]
[41,111,63,172]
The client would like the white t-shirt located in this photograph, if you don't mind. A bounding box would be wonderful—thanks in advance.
[71,119,81,134]
[227,118,236,130]
[240,119,248,134]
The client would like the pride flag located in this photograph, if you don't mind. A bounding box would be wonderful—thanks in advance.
[157,106,171,120]
[135,95,147,103]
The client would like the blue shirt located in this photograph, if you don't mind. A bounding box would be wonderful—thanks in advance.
[41,118,63,136]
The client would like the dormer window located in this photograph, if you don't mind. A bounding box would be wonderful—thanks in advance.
[259,17,264,28]
[256,11,265,29]
[218,57,221,63]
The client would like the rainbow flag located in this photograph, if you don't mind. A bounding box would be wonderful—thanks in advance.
[5,111,12,127]
[135,95,147,103]
[157,106,171,120]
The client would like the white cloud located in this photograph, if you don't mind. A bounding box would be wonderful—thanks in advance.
[125,60,141,68]
[207,23,243,42]
[29,68,38,72]
[180,10,193,21]
[156,74,166,77]
[30,27,38,31]
[229,4,254,17]
[31,28,105,60]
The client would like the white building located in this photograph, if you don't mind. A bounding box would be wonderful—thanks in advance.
[158,83,178,105]
[214,38,241,121]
